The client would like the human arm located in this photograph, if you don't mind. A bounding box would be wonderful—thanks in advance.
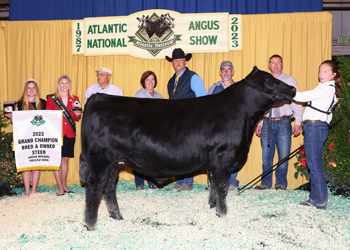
[207,85,215,95]
[134,88,145,98]
[293,84,329,103]
[85,88,90,104]
[45,95,55,110]
[190,74,207,97]
[116,87,123,96]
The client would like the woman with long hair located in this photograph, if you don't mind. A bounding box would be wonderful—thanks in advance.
[5,78,46,196]
[46,74,81,196]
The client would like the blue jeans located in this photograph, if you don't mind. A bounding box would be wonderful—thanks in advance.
[260,117,292,189]
[229,172,239,186]
[133,171,156,187]
[303,122,328,209]
[175,173,193,187]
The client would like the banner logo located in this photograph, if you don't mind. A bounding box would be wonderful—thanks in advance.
[30,114,45,127]
[72,10,242,59]
[128,13,181,57]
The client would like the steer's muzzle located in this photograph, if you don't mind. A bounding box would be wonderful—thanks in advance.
[275,83,296,102]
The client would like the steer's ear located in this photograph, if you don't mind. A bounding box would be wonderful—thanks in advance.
[249,66,260,76]
[245,66,260,81]
[252,66,260,74]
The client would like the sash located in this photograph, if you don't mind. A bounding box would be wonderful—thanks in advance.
[29,102,37,110]
[48,94,76,135]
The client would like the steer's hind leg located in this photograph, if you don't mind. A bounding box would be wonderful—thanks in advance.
[207,169,216,209]
[211,170,230,217]
[103,165,123,220]
[84,175,105,231]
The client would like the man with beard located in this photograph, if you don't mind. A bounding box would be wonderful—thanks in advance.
[207,61,240,190]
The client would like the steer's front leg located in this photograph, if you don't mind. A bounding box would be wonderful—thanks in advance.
[211,170,229,217]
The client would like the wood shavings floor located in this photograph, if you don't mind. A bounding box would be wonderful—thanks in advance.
[0,182,349,249]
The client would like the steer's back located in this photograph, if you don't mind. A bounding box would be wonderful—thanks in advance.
[81,88,246,177]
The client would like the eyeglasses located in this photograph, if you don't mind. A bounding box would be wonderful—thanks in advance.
[96,73,108,77]
[221,68,233,72]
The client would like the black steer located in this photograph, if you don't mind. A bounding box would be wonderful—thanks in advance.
[80,66,296,230]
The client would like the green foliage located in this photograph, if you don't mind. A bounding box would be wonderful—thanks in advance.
[0,106,20,187]
[322,56,350,187]
[293,145,310,181]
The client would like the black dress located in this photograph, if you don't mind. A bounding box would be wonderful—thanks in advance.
[17,99,46,110]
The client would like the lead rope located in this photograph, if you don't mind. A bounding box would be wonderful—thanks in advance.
[237,117,344,195]
[267,108,272,147]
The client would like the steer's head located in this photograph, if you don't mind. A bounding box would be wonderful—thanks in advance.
[245,66,296,103]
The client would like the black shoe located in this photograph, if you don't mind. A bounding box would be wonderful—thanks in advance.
[136,186,143,190]
[149,185,158,190]
[275,186,286,190]
[57,192,65,196]
[65,190,74,193]
[255,185,267,190]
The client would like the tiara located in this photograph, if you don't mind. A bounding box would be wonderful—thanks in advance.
[25,78,37,84]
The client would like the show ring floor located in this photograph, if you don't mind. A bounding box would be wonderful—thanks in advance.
[0,182,349,249]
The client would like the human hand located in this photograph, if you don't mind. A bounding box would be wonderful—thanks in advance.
[73,111,82,116]
[293,125,301,137]
[255,125,261,137]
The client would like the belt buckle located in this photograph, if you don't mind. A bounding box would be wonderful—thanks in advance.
[302,120,312,126]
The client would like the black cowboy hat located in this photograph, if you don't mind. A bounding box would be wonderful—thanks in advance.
[165,48,192,62]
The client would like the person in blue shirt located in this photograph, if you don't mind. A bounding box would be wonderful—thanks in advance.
[207,61,240,191]
[133,71,163,190]
[165,48,207,192]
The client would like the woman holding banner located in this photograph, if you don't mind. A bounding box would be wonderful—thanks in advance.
[5,78,46,196]
[46,74,81,196]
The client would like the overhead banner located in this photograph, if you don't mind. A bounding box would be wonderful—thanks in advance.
[12,110,62,172]
[72,9,242,59]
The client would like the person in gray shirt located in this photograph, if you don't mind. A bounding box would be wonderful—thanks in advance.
[255,54,303,190]
[207,61,240,191]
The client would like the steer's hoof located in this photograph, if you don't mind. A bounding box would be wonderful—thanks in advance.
[84,223,96,231]
[109,214,124,220]
[216,212,227,218]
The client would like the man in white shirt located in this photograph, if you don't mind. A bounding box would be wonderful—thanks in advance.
[255,55,303,190]
[85,67,123,103]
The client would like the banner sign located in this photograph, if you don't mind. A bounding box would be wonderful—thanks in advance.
[12,110,62,172]
[72,9,242,59]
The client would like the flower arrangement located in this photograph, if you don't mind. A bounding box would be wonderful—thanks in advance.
[0,106,20,187]
[322,56,350,187]
[294,145,310,181]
